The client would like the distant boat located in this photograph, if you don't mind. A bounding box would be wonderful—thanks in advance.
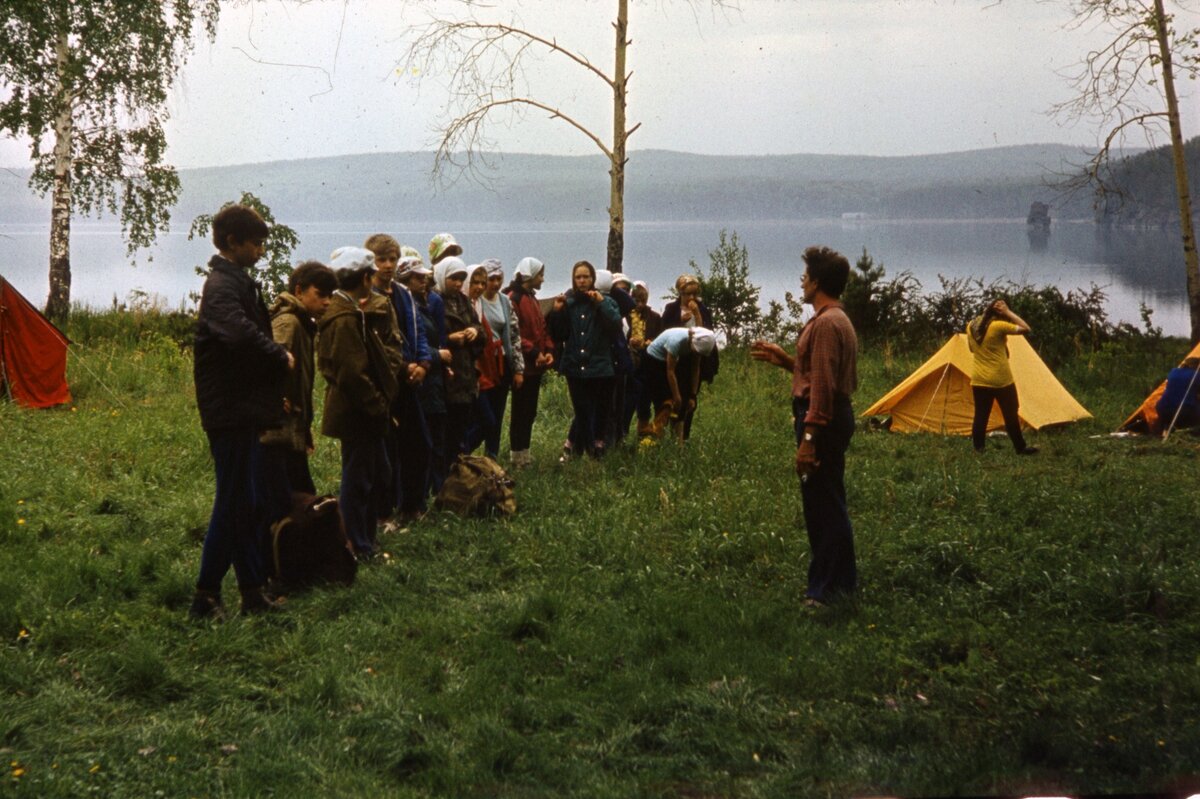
[1026,201,1051,229]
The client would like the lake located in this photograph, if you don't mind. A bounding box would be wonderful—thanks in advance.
[0,217,1191,336]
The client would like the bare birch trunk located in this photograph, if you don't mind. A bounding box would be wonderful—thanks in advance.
[45,30,73,324]
[1153,0,1200,343]
[606,0,628,275]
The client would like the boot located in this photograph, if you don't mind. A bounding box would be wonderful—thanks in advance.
[240,585,286,616]
[511,449,531,469]
[188,588,226,621]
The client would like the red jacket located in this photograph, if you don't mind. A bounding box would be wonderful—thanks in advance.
[506,286,556,376]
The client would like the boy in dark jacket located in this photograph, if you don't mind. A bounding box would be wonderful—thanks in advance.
[365,234,433,524]
[318,248,399,560]
[191,204,293,619]
[261,261,337,496]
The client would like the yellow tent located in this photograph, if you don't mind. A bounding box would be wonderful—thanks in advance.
[1118,339,1200,433]
[862,334,1092,434]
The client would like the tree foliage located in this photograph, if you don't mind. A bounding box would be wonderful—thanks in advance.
[1050,0,1200,341]
[0,0,219,320]
[189,192,301,300]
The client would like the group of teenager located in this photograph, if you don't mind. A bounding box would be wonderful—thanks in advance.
[188,204,720,619]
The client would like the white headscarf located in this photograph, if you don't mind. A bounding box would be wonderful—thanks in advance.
[514,257,544,281]
[433,256,468,294]
[594,269,614,295]
[690,327,717,356]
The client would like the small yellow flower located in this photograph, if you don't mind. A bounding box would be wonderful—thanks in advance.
[167,756,177,763]
[752,752,760,763]
[89,762,101,774]
[16,519,25,526]
[11,767,24,778]
[16,499,23,505]
[17,629,29,640]
[71,406,77,412]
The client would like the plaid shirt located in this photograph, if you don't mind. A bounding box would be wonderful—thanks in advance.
[792,303,858,426]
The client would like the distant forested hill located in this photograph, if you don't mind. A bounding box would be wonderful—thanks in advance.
[0,144,1135,227]
[1094,136,1200,227]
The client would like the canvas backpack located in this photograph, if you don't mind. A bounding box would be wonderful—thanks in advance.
[435,454,517,517]
[268,494,357,590]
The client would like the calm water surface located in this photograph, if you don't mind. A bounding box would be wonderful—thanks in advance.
[0,218,1189,335]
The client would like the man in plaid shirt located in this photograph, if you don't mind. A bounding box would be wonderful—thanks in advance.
[752,246,858,608]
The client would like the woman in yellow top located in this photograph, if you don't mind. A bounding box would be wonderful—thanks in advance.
[966,299,1038,455]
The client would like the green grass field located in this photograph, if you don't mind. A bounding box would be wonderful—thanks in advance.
[2,323,1198,797]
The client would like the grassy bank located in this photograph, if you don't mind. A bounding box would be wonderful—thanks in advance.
[1,322,1198,797]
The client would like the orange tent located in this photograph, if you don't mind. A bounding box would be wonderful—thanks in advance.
[862,334,1091,434]
[0,276,71,408]
[1119,340,1200,433]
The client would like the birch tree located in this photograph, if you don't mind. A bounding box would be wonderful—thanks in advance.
[404,1,730,275]
[1054,0,1200,342]
[0,0,219,322]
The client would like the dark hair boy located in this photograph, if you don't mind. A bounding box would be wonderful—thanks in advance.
[191,204,293,619]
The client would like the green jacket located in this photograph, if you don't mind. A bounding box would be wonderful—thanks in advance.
[261,292,316,451]
[547,290,621,379]
[317,291,399,439]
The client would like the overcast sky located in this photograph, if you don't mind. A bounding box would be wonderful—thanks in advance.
[2,0,1198,169]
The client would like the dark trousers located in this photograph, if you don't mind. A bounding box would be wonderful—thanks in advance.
[467,381,509,459]
[197,428,275,593]
[509,372,543,451]
[339,432,390,555]
[606,373,628,447]
[392,383,432,514]
[971,383,1027,452]
[283,448,316,496]
[674,355,701,439]
[426,411,447,496]
[622,369,647,433]
[444,401,474,473]
[794,397,857,602]
[566,376,615,454]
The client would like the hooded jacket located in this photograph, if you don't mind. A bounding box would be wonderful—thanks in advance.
[261,291,317,451]
[193,254,289,433]
[317,291,399,439]
[505,281,556,377]
[366,288,407,384]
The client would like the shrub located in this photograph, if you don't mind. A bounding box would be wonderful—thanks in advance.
[189,191,300,300]
[692,230,763,346]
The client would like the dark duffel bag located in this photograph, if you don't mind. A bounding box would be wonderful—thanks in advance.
[268,494,357,590]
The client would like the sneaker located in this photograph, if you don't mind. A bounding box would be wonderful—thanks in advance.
[511,450,532,469]
[1017,446,1039,456]
[188,589,226,621]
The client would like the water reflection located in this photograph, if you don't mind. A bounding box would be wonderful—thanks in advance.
[0,219,1191,335]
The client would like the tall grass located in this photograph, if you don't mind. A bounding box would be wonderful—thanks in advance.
[1,313,1197,797]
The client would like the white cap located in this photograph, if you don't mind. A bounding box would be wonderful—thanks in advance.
[330,246,376,272]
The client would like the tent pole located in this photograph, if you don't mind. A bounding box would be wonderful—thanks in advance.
[917,363,952,434]
[1162,365,1200,441]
